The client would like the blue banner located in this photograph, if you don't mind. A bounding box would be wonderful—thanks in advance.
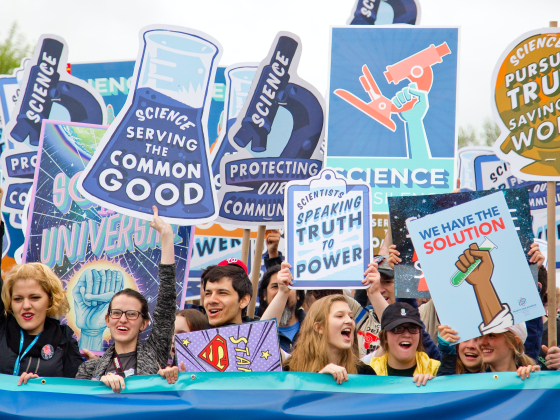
[1,372,560,419]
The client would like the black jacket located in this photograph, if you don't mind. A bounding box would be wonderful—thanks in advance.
[0,269,83,377]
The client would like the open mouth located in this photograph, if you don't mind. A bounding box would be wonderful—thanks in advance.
[208,308,222,317]
[341,328,352,339]
[464,352,479,360]
[116,326,130,332]
[22,313,34,321]
[399,341,412,349]
[481,348,493,355]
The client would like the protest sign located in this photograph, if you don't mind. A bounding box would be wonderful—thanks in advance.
[70,62,227,145]
[389,189,536,298]
[23,121,193,351]
[0,59,28,143]
[406,192,544,341]
[175,319,281,372]
[284,169,371,289]
[326,26,459,213]
[347,0,421,25]
[371,213,389,254]
[492,28,560,180]
[216,32,326,227]
[1,34,107,216]
[210,63,257,189]
[69,60,136,120]
[78,25,222,225]
[457,146,560,269]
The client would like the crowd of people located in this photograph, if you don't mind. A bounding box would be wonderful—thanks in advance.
[1,201,560,394]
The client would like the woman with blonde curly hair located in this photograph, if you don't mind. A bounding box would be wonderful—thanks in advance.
[0,262,83,385]
[283,294,374,384]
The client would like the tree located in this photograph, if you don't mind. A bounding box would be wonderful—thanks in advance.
[458,124,478,148]
[0,22,32,76]
[481,116,501,146]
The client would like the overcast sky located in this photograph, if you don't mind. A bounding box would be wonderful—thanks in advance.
[1,0,559,133]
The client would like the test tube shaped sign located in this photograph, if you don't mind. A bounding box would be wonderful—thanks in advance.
[78,25,222,225]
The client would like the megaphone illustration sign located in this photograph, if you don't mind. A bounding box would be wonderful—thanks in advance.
[78,25,222,225]
[216,32,326,227]
[492,27,560,180]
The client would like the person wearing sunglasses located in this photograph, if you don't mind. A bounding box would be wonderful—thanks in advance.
[370,302,440,386]
[76,206,177,393]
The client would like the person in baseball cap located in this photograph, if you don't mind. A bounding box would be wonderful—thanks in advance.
[201,259,253,328]
[217,258,248,274]
[370,302,440,385]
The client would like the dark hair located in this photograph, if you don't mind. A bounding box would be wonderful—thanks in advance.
[203,265,252,298]
[176,308,207,332]
[539,265,548,303]
[257,265,305,315]
[108,288,149,320]
[304,289,343,309]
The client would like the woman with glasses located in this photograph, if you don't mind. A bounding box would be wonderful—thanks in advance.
[76,206,178,393]
[369,302,440,386]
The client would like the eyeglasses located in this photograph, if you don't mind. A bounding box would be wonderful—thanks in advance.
[108,309,143,320]
[391,325,421,334]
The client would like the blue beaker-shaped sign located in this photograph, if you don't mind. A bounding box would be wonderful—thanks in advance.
[211,65,257,189]
[79,26,222,225]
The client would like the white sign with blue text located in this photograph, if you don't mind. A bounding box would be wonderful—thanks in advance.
[407,192,544,342]
[285,169,371,289]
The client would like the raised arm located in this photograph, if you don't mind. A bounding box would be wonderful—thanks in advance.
[261,262,292,323]
[145,206,177,369]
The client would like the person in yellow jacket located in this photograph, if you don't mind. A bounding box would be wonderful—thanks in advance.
[370,302,440,386]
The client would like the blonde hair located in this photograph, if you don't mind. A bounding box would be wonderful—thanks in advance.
[503,331,535,367]
[480,331,535,371]
[284,295,359,374]
[1,263,69,319]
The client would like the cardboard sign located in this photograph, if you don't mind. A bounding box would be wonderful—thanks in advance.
[70,62,228,145]
[78,25,222,225]
[23,121,193,351]
[347,0,421,25]
[406,192,544,341]
[371,213,389,254]
[326,26,459,213]
[492,28,560,180]
[175,319,281,372]
[0,59,28,141]
[216,32,326,227]
[210,63,257,190]
[1,35,107,216]
[284,169,371,289]
[388,189,536,298]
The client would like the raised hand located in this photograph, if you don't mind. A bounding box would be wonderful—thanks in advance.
[72,269,124,350]
[277,261,293,293]
[387,244,401,269]
[150,206,174,265]
[437,324,459,343]
[265,230,281,258]
[528,242,545,268]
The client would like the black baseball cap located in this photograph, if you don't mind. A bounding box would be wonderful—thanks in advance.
[378,259,394,279]
[381,302,423,332]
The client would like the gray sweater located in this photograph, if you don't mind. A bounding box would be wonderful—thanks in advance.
[76,264,177,380]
